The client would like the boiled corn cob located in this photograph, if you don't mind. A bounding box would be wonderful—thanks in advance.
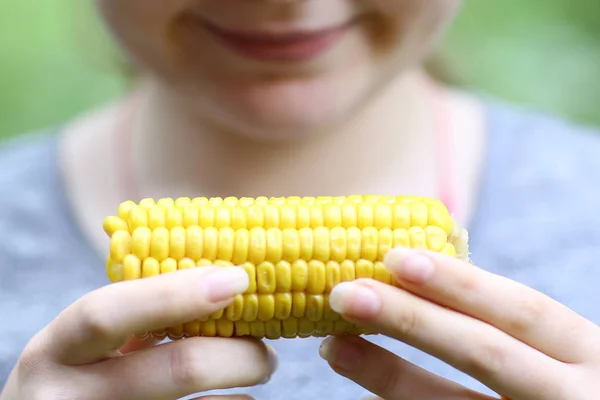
[103,195,469,340]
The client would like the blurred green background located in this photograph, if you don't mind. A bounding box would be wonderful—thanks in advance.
[1,0,599,140]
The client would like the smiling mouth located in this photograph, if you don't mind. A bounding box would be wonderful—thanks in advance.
[199,19,356,63]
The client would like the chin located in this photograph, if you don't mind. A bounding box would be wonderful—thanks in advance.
[194,67,372,141]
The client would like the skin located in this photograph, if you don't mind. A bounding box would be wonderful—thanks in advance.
[1,267,277,400]
[2,0,597,399]
[320,248,600,399]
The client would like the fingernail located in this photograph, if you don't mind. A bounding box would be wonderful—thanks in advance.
[260,345,279,384]
[329,282,381,318]
[202,267,249,303]
[384,248,434,284]
[319,337,362,372]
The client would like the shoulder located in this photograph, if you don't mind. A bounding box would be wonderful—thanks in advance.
[0,130,106,386]
[0,130,72,249]
[0,127,101,269]
[0,131,65,234]
[481,99,600,209]
[472,99,600,322]
[0,130,59,180]
[485,99,600,173]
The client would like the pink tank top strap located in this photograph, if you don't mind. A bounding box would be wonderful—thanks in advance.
[422,75,459,217]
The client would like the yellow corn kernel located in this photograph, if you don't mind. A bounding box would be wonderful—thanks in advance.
[361,227,379,261]
[291,260,308,291]
[139,198,156,210]
[199,204,216,228]
[103,195,470,340]
[142,258,160,278]
[225,294,245,321]
[201,320,217,337]
[232,228,250,265]
[217,319,235,337]
[110,230,131,263]
[258,294,275,321]
[183,320,201,337]
[103,216,128,237]
[160,258,177,274]
[128,205,148,231]
[275,261,292,293]
[106,258,123,282]
[243,294,259,321]
[118,200,136,220]
[167,325,184,339]
[346,227,361,261]
[257,262,276,294]
[282,229,300,262]
[316,321,335,336]
[356,259,374,280]
[330,227,347,262]
[280,205,296,229]
[282,318,298,338]
[323,294,340,321]
[266,228,283,263]
[265,320,282,340]
[306,295,324,322]
[178,258,195,270]
[307,260,326,294]
[231,206,247,230]
[408,226,427,249]
[217,227,235,262]
[150,227,169,261]
[313,227,330,261]
[250,321,266,338]
[157,197,175,208]
[248,227,266,265]
[210,308,224,320]
[131,227,151,259]
[340,259,356,282]
[292,292,307,318]
[325,261,341,292]
[373,261,392,285]
[215,205,232,229]
[169,227,186,260]
[274,293,292,320]
[148,206,166,230]
[203,227,218,261]
[123,254,141,280]
[166,206,183,229]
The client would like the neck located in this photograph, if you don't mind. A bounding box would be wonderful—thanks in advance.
[59,68,486,258]
[127,68,445,202]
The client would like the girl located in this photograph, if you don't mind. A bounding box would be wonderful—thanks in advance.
[1,1,600,399]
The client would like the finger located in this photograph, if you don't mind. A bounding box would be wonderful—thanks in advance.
[46,266,249,364]
[118,334,160,354]
[329,279,568,400]
[89,337,276,400]
[383,248,599,363]
[319,335,496,400]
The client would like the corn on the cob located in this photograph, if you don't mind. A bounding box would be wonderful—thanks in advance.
[103,195,469,340]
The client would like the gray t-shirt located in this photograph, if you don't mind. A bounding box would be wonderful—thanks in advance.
[1,100,600,398]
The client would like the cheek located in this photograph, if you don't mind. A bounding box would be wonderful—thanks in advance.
[95,0,188,73]
[365,0,461,59]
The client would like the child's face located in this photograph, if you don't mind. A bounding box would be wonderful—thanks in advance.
[97,1,461,137]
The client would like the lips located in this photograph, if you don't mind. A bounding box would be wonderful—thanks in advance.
[200,19,352,63]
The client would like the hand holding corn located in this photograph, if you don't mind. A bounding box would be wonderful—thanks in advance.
[318,247,600,399]
[0,265,276,400]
